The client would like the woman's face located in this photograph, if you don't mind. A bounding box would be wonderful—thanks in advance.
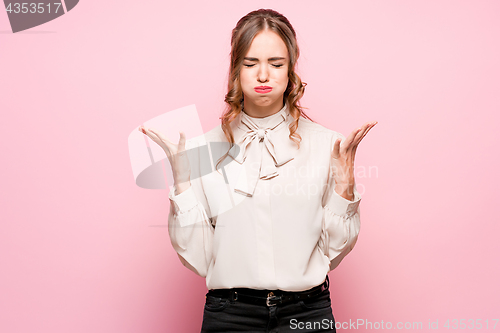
[240,29,289,114]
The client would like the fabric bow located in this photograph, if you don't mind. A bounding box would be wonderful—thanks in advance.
[228,104,296,197]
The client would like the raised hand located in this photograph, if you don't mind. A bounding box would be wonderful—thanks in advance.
[138,126,191,194]
[330,121,377,201]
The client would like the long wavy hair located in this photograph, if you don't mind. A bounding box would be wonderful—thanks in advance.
[216,9,314,170]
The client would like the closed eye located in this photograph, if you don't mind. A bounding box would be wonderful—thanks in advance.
[243,63,284,68]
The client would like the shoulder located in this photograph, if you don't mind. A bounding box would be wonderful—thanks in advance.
[186,124,226,148]
[296,116,345,142]
[204,124,226,142]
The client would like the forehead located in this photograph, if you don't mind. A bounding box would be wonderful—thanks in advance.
[245,30,288,58]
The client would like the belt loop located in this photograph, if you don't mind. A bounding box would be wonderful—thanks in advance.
[230,290,238,301]
[324,275,330,290]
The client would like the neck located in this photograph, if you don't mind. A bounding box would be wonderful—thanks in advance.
[243,99,285,118]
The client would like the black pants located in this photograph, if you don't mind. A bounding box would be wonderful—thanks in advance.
[201,282,336,332]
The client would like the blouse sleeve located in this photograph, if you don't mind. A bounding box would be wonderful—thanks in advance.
[167,137,215,278]
[318,133,362,272]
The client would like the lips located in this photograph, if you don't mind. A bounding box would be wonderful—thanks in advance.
[254,86,272,94]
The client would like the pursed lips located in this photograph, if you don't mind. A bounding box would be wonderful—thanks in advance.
[254,86,272,93]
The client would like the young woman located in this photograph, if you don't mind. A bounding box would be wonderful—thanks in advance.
[139,8,376,333]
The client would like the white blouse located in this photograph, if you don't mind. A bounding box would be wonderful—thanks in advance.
[167,103,362,292]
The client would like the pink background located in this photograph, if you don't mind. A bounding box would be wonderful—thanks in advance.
[1,0,499,332]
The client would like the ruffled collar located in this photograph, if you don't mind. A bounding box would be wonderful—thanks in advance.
[227,103,298,197]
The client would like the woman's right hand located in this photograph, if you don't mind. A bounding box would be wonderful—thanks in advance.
[138,126,191,194]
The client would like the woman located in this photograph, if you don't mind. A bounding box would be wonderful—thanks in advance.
[139,8,376,333]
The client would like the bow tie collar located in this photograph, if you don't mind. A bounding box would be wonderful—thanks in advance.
[227,104,297,197]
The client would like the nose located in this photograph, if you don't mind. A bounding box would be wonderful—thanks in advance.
[257,65,269,83]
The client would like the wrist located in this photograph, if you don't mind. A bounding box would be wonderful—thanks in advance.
[332,175,354,187]
[174,181,191,195]
[333,182,355,201]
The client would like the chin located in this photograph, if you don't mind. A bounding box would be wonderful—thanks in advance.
[256,96,280,105]
[256,99,274,106]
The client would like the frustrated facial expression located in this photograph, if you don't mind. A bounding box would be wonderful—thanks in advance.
[240,29,289,115]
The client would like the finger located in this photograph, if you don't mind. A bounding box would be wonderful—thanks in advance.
[139,126,157,137]
[178,131,187,151]
[342,128,363,153]
[149,128,174,146]
[359,122,376,141]
[331,137,341,159]
[352,121,376,147]
[148,128,175,154]
[351,126,368,147]
[350,144,358,164]
[139,126,155,141]
[355,121,377,145]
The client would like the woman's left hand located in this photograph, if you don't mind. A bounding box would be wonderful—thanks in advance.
[330,121,378,201]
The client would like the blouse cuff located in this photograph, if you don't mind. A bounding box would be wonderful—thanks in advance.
[326,187,362,217]
[168,185,198,214]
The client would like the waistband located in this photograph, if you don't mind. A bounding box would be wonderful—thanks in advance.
[207,275,330,307]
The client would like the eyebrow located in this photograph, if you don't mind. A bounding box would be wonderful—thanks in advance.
[244,57,286,61]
